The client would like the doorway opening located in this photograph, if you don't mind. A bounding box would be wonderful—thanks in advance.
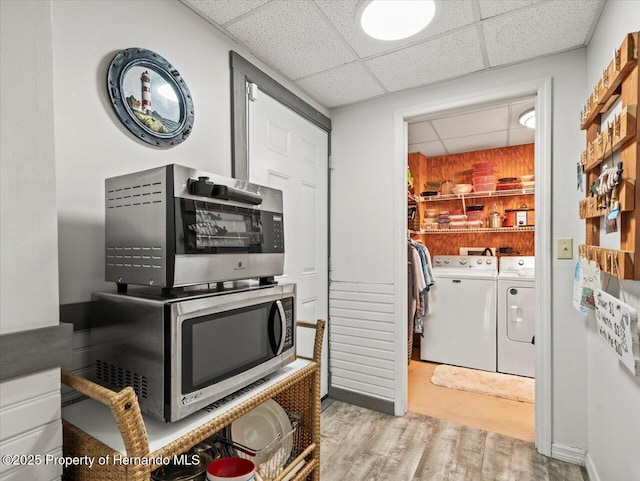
[406,96,536,442]
[393,78,552,456]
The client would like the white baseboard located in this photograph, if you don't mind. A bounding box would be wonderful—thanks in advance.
[585,452,601,481]
[551,443,586,466]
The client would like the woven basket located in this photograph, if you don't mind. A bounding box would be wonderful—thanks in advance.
[62,320,325,481]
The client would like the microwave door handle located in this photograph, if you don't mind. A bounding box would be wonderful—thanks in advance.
[275,300,287,355]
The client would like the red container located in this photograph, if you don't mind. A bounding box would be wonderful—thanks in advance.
[473,182,496,192]
[472,175,497,184]
[472,170,497,177]
[207,458,255,480]
[472,162,496,171]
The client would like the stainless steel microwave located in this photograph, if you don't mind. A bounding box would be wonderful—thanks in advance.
[104,164,284,289]
[89,283,295,422]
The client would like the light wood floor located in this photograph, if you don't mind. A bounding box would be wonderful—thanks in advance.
[409,358,535,442]
[321,400,588,481]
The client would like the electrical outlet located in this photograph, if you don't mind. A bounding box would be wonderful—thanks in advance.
[557,238,573,259]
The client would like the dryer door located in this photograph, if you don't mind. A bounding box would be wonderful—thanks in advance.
[507,286,535,343]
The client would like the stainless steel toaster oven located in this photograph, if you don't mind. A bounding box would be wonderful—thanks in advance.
[104,164,284,289]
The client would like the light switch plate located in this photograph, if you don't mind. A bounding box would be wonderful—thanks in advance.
[557,238,573,259]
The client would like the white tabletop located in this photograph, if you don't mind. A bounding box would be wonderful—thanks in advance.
[62,359,312,455]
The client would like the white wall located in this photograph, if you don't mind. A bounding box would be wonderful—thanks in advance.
[51,0,328,305]
[330,50,589,451]
[584,2,640,480]
[1,1,63,479]
[2,2,329,478]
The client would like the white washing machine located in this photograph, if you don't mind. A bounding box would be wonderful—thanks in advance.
[420,255,497,372]
[498,256,536,378]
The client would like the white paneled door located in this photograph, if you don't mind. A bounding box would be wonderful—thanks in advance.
[248,87,329,396]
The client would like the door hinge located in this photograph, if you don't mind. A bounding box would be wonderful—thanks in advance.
[247,82,258,102]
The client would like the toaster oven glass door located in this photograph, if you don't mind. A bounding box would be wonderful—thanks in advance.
[181,298,290,393]
[175,199,284,254]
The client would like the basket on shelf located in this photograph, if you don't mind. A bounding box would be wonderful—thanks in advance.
[217,412,302,481]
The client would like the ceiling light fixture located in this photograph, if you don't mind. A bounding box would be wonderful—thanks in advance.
[518,108,536,129]
[359,0,436,41]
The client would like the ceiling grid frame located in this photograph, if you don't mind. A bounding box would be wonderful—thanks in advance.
[182,0,605,109]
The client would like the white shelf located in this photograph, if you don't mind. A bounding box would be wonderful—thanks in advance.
[418,188,534,202]
[418,226,535,234]
[61,359,312,455]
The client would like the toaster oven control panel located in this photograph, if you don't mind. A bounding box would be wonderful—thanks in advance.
[262,212,284,253]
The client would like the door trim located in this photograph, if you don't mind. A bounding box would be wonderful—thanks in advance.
[229,51,333,397]
[229,51,331,180]
[393,78,553,456]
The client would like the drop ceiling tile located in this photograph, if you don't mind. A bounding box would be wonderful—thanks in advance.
[443,130,508,155]
[409,141,448,158]
[433,105,509,140]
[296,62,385,108]
[364,27,484,92]
[182,0,269,25]
[408,121,439,144]
[314,0,476,58]
[478,0,543,19]
[483,0,603,67]
[509,127,535,146]
[226,0,357,80]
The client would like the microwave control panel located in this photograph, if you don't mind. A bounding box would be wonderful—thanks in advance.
[282,296,294,347]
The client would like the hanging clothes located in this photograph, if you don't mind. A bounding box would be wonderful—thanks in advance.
[407,239,434,335]
[408,242,420,360]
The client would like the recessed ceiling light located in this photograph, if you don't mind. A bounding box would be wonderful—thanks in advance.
[518,108,535,129]
[359,0,436,41]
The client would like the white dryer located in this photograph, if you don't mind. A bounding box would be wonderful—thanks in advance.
[498,256,536,378]
[420,255,498,372]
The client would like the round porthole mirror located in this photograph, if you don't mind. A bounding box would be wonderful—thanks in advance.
[107,48,194,148]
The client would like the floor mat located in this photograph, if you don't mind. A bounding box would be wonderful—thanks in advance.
[431,364,534,403]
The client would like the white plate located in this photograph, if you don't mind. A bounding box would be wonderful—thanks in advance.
[231,399,292,465]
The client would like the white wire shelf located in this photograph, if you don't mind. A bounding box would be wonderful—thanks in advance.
[416,226,535,234]
[417,188,534,202]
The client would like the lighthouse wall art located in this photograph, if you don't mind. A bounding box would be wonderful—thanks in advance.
[121,65,180,134]
[107,48,194,147]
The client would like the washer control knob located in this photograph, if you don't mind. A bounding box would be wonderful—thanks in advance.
[486,259,492,265]
[477,259,483,264]
[518,259,525,265]
[459,258,467,265]
[444,259,450,264]
[435,258,442,264]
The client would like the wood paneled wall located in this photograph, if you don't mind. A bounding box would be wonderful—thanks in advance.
[409,144,535,188]
[408,144,535,257]
[414,231,535,257]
